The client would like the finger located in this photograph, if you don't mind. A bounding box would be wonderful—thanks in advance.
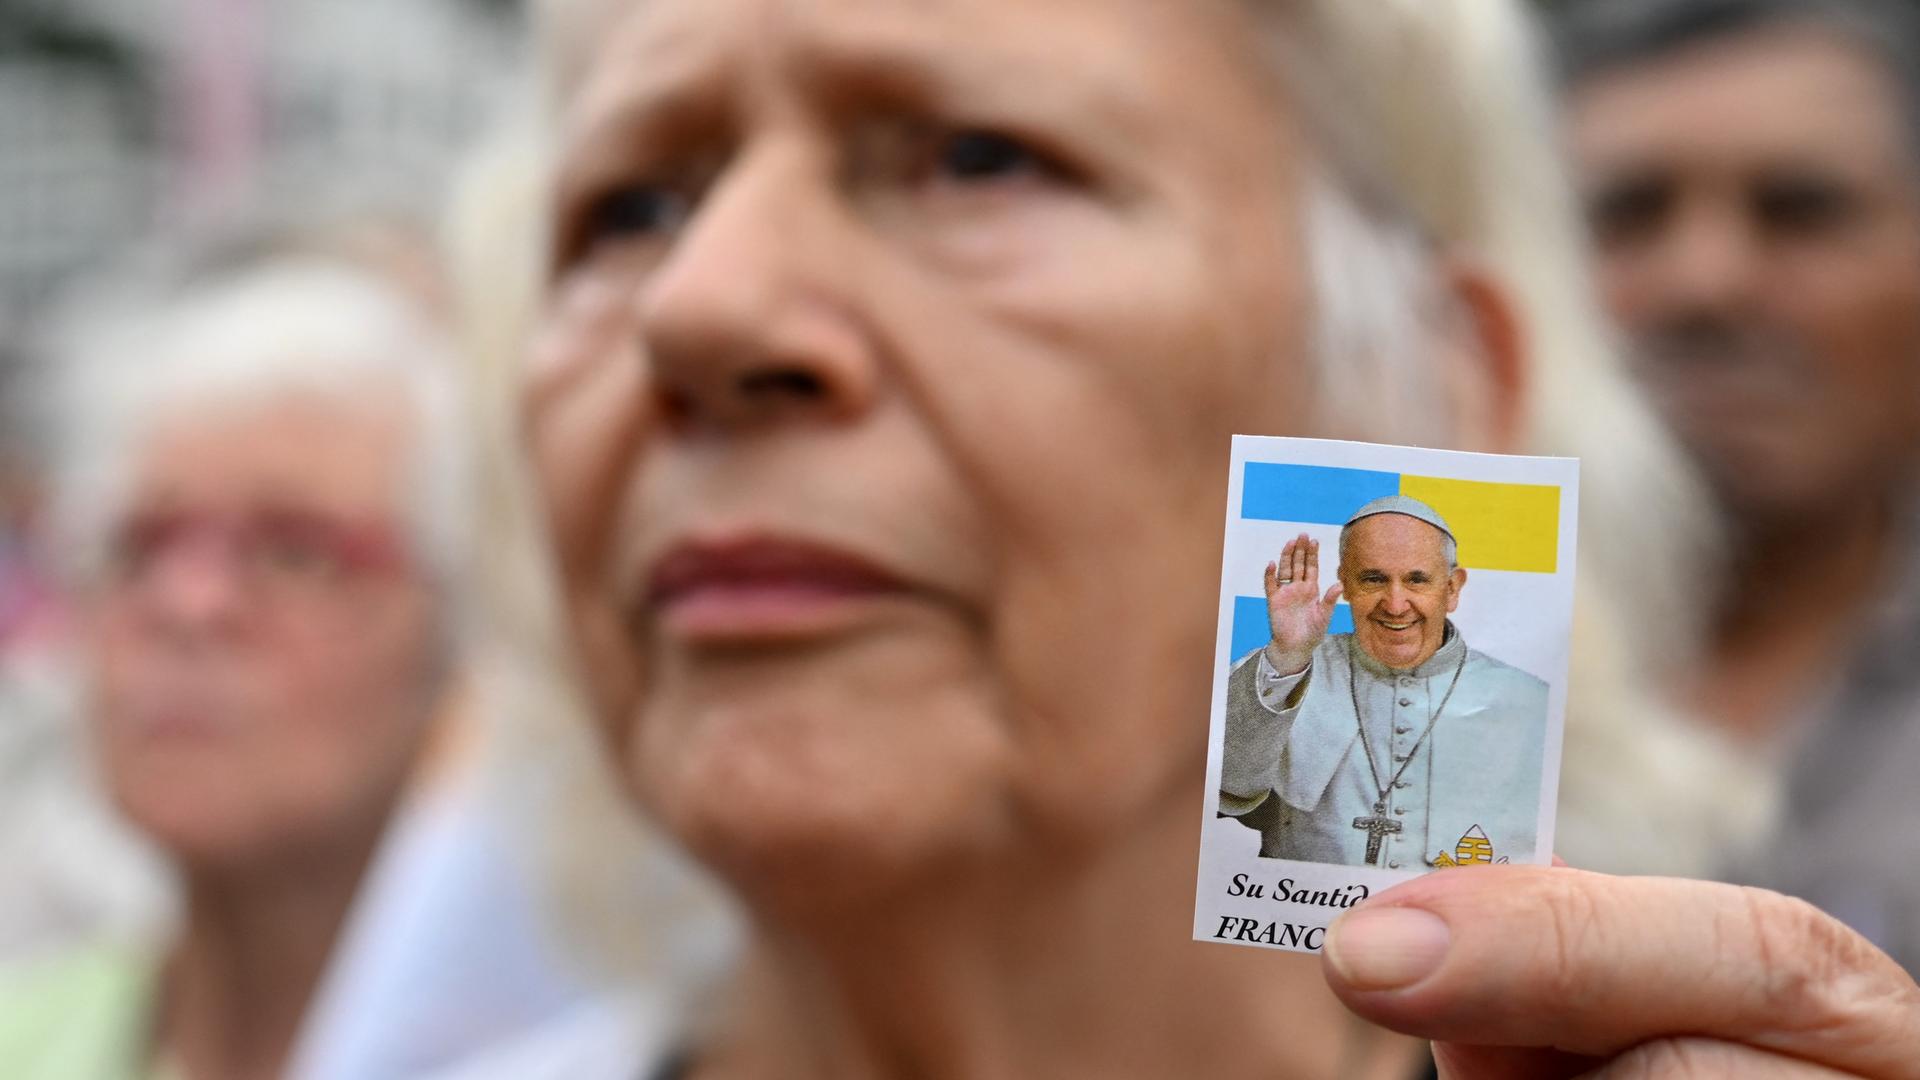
[1304,537,1319,590]
[1586,1039,1865,1079]
[1264,561,1279,597]
[1320,867,1920,1077]
[1431,1043,1593,1080]
[1287,535,1306,587]
[1435,1038,1862,1080]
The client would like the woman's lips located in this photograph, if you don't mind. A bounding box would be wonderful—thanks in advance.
[646,536,915,643]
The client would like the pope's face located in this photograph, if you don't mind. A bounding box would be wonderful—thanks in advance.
[531,0,1327,897]
[1338,514,1463,672]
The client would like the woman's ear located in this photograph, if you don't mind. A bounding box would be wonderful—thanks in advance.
[1438,258,1528,453]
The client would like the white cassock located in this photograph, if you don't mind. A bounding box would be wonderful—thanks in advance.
[1219,624,1547,869]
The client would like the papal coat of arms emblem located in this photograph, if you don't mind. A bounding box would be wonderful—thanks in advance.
[1431,824,1509,868]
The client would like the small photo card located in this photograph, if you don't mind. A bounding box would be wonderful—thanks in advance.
[1194,435,1578,954]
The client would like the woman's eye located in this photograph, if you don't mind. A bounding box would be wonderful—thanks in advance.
[1587,177,1671,248]
[253,537,335,578]
[583,184,693,243]
[108,520,172,578]
[935,130,1048,183]
[1754,176,1856,235]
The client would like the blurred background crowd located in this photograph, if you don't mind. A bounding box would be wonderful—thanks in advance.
[0,2,732,1077]
[2,0,1919,1077]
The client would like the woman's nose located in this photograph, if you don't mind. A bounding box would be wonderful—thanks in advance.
[139,545,249,635]
[636,145,880,433]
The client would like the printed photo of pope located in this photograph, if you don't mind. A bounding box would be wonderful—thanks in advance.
[1219,495,1548,870]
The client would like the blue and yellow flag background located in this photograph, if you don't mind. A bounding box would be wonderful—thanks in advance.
[1229,462,1563,662]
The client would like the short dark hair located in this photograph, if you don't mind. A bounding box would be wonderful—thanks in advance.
[1546,0,1920,160]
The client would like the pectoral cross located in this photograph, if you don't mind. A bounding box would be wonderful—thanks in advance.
[1352,800,1403,866]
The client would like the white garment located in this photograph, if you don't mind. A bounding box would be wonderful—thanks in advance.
[422,992,676,1080]
[1221,626,1547,868]
[284,758,599,1080]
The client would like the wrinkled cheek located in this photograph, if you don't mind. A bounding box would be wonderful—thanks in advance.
[528,432,654,748]
[534,473,647,748]
[572,595,648,755]
[988,535,1219,844]
[980,454,1228,839]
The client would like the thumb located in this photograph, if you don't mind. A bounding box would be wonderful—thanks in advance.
[1320,868,1920,1077]
[1323,583,1343,609]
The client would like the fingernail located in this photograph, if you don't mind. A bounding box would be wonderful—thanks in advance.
[1325,907,1451,991]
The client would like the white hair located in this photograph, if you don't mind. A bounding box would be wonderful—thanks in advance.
[43,253,476,643]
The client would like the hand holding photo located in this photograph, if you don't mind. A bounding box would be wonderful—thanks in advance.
[1196,436,1578,953]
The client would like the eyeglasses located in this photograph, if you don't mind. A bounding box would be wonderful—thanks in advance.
[102,506,412,613]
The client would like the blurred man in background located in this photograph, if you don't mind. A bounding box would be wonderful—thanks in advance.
[1556,0,1920,970]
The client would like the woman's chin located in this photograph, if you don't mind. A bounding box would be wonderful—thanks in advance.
[121,797,298,874]
[632,708,1019,919]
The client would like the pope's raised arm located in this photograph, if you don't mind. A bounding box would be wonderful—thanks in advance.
[1221,535,1340,815]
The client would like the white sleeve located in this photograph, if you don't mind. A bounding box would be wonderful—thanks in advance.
[1220,650,1311,811]
[1254,651,1310,713]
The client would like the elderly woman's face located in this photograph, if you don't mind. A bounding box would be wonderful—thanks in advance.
[535,0,1318,892]
[84,395,441,867]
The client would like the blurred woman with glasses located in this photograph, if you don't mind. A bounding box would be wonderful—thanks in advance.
[0,239,472,1080]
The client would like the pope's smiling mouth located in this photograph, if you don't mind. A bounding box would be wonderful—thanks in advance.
[1375,619,1419,632]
